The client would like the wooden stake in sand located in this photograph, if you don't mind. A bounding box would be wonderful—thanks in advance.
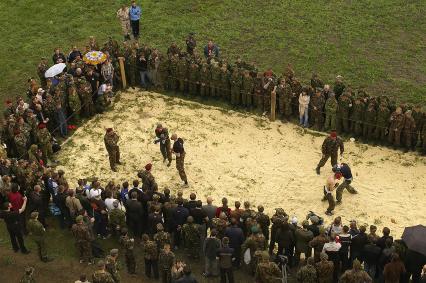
[270,89,276,121]
[118,57,127,89]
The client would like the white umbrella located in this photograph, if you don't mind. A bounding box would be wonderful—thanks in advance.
[45,63,66,78]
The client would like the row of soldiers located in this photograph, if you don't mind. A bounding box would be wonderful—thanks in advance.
[118,40,426,153]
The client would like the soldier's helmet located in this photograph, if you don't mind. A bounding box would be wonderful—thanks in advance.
[156,223,164,231]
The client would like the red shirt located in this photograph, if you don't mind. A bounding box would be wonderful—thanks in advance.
[8,192,24,211]
[215,206,231,218]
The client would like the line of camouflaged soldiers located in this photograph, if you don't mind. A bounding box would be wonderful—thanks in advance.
[119,39,426,154]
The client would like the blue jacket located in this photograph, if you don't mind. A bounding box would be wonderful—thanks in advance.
[224,225,245,249]
[203,44,220,58]
[340,163,353,180]
[129,5,141,21]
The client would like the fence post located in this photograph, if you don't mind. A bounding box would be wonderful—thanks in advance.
[270,90,276,121]
[118,57,127,89]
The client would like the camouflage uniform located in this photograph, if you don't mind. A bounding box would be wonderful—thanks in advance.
[350,98,365,136]
[242,72,254,108]
[27,218,48,261]
[210,63,222,98]
[315,260,334,283]
[340,267,372,283]
[78,84,95,117]
[422,122,426,154]
[109,208,126,235]
[14,132,28,158]
[182,222,201,258]
[220,66,231,100]
[68,86,82,121]
[169,56,178,91]
[176,58,188,94]
[262,77,276,113]
[199,64,210,98]
[375,103,391,142]
[255,261,282,283]
[324,95,338,131]
[241,233,267,275]
[310,93,326,130]
[116,7,131,38]
[317,136,344,168]
[71,222,93,263]
[230,70,242,106]
[137,169,158,191]
[104,131,120,171]
[254,74,264,113]
[159,250,175,283]
[188,63,200,96]
[256,212,270,242]
[412,107,424,147]
[154,230,172,251]
[105,255,120,283]
[37,60,49,89]
[296,264,317,283]
[337,92,353,133]
[119,234,136,274]
[333,80,346,99]
[143,239,159,278]
[155,127,172,163]
[388,110,405,147]
[92,270,115,283]
[363,101,377,139]
[19,269,35,283]
[403,112,416,149]
[309,234,328,262]
[158,56,170,90]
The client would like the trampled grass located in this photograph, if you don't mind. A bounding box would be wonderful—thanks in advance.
[0,0,425,104]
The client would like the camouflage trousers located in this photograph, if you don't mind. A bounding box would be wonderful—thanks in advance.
[160,141,172,163]
[317,152,338,168]
[200,83,209,98]
[375,125,387,141]
[311,110,324,131]
[336,179,357,202]
[160,269,172,283]
[76,240,92,262]
[337,112,350,133]
[230,87,241,106]
[363,124,375,139]
[255,92,263,113]
[120,20,131,36]
[33,238,48,260]
[324,113,336,131]
[108,147,120,170]
[351,121,363,136]
[279,98,292,119]
[176,152,187,182]
[263,93,271,113]
[189,82,198,96]
[388,128,402,146]
[241,91,252,108]
[40,144,53,162]
[125,252,136,274]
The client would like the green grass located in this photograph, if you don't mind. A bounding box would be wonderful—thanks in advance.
[1,0,425,105]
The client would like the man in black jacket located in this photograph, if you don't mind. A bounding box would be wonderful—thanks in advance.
[125,192,144,239]
[350,225,368,264]
[224,218,245,268]
[333,163,358,204]
[217,237,234,283]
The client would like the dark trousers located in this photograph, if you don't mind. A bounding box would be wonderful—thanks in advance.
[131,20,139,38]
[220,268,234,283]
[128,217,142,239]
[324,187,335,213]
[232,246,241,267]
[317,152,338,168]
[8,227,28,253]
[160,269,172,283]
[145,259,159,278]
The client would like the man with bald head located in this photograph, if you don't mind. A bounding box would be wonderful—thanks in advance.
[202,197,217,229]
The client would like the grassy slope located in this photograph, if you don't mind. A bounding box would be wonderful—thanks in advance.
[1,0,425,104]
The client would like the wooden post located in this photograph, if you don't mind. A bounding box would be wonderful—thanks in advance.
[118,57,127,89]
[270,90,276,121]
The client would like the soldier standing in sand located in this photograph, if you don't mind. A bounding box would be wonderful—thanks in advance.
[104,128,121,172]
[316,130,344,175]
[171,133,188,186]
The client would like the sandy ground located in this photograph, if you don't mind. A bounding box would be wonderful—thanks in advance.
[57,90,426,238]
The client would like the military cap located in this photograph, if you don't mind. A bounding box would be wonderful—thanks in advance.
[30,211,39,219]
[156,223,164,230]
[110,249,119,256]
[75,215,84,223]
[97,260,105,268]
[320,252,328,261]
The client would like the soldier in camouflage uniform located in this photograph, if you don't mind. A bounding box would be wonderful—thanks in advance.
[210,61,221,98]
[92,260,115,283]
[254,251,281,283]
[27,211,52,262]
[188,62,199,96]
[333,75,345,100]
[220,64,231,101]
[68,84,81,122]
[158,55,170,91]
[363,99,377,140]
[105,249,120,283]
[316,131,344,174]
[104,128,120,172]
[256,205,270,243]
[403,110,416,151]
[340,259,372,283]
[230,68,242,107]
[309,226,328,262]
[242,226,267,275]
[78,82,95,117]
[119,228,136,275]
[109,201,126,236]
[324,93,338,131]
[242,70,254,109]
[169,54,179,92]
[176,56,188,94]
[290,78,303,117]
[422,121,426,155]
[262,70,275,113]
[310,73,324,90]
[182,216,201,259]
[296,257,317,283]
[19,267,35,283]
[142,234,160,279]
[159,243,175,283]
[412,105,424,147]
[315,252,334,283]
[137,163,158,191]
[350,96,365,137]
[388,106,405,147]
[35,123,52,164]
[310,88,326,131]
[154,223,171,251]
[375,101,391,142]
[72,215,93,264]
[37,57,49,89]
[253,72,264,113]
[337,90,353,133]
[14,129,28,159]
[199,63,210,98]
